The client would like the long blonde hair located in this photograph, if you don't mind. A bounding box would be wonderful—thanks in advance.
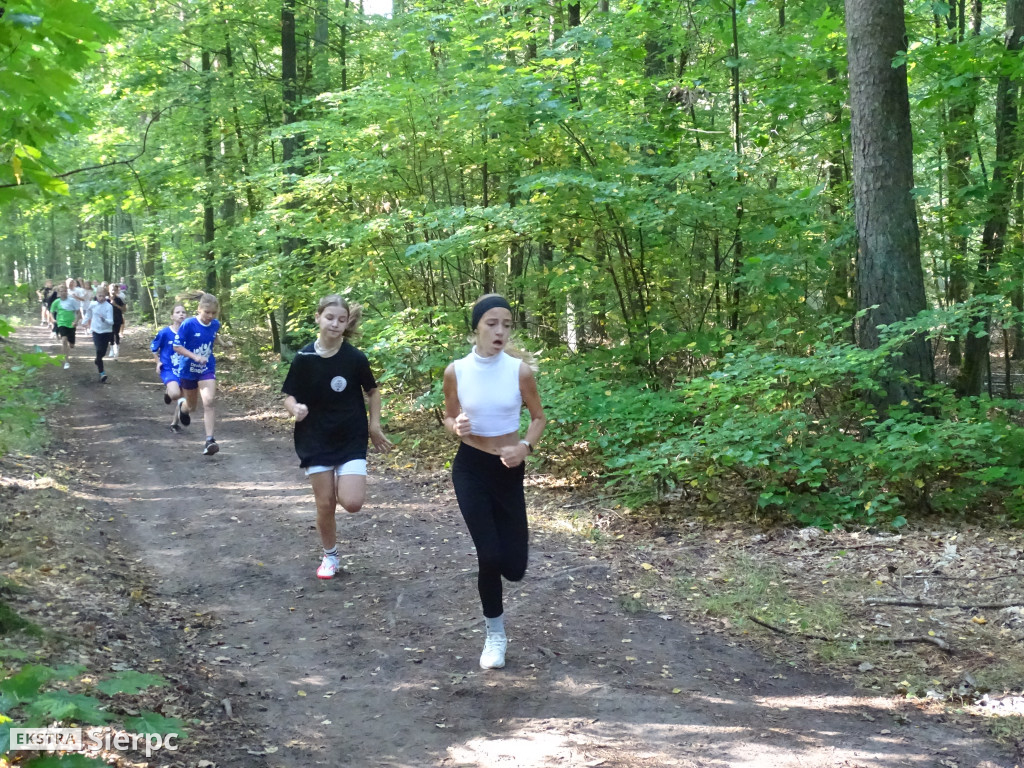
[317,294,362,340]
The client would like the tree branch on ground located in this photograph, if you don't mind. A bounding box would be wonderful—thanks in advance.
[747,615,953,653]
[864,597,1024,609]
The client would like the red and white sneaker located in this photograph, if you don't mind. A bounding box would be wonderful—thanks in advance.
[316,555,340,580]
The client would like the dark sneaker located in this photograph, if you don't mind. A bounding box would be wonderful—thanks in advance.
[176,397,191,427]
[169,423,182,433]
[164,393,172,405]
[203,438,219,456]
[99,372,108,383]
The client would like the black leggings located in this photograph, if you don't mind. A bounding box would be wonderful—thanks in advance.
[92,332,113,372]
[452,443,528,618]
[112,322,123,346]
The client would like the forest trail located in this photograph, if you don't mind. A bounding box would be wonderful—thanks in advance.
[21,323,1011,768]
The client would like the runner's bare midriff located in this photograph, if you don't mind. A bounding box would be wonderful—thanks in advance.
[461,431,520,455]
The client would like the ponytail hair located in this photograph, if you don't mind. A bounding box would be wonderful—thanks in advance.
[316,294,362,340]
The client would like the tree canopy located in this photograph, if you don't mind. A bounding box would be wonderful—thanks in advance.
[3,0,1024,526]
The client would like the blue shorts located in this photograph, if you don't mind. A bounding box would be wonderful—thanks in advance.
[179,372,216,390]
[160,369,179,386]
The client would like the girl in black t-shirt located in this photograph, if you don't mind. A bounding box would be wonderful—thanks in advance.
[39,280,55,326]
[109,283,127,359]
[282,294,393,580]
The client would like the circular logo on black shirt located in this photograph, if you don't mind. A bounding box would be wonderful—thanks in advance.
[330,376,348,392]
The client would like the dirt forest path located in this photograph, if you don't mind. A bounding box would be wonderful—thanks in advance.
[21,324,1011,768]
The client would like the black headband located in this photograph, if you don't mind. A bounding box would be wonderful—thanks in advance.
[471,296,512,330]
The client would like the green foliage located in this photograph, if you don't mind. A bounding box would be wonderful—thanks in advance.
[0,601,42,637]
[93,671,167,696]
[545,307,1024,527]
[0,316,62,455]
[0,0,116,201]
[123,711,184,736]
[1,0,1022,533]
[0,663,184,762]
[24,755,107,767]
[363,306,467,413]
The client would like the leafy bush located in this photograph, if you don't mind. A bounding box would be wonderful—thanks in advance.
[0,661,185,764]
[0,317,62,455]
[362,305,467,416]
[542,308,1024,527]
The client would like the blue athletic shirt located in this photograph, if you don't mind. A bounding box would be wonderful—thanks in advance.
[151,327,182,375]
[174,316,220,379]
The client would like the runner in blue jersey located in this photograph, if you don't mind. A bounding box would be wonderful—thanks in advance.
[151,304,187,432]
[173,293,222,456]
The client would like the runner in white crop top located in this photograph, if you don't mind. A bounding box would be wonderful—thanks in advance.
[453,348,522,436]
[443,294,547,671]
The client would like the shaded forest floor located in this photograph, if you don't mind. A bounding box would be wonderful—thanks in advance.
[0,323,1020,767]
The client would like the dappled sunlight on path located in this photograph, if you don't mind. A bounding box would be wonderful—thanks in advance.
[21,323,1011,768]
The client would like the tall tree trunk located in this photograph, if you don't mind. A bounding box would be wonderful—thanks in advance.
[729,0,743,332]
[531,0,563,347]
[341,0,350,92]
[537,241,559,347]
[219,125,236,323]
[1012,179,1024,359]
[313,0,330,94]
[845,0,934,405]
[278,0,304,357]
[201,49,218,294]
[221,21,260,216]
[141,233,158,321]
[957,0,1024,395]
[823,49,853,327]
[102,214,112,282]
[943,0,979,367]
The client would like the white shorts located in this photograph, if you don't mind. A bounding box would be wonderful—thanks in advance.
[305,459,367,477]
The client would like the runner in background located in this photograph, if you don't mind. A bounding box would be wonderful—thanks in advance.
[173,293,223,456]
[281,294,393,580]
[71,278,86,304]
[110,283,127,359]
[151,304,187,432]
[38,280,55,326]
[81,286,114,383]
[49,284,81,370]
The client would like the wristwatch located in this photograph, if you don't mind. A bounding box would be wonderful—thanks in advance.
[519,439,533,453]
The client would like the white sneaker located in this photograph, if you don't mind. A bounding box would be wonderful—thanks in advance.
[479,633,507,670]
[316,555,340,580]
[63,361,70,370]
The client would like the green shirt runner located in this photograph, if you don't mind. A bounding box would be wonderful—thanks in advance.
[50,297,80,328]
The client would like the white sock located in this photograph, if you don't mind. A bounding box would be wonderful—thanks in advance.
[485,614,505,637]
